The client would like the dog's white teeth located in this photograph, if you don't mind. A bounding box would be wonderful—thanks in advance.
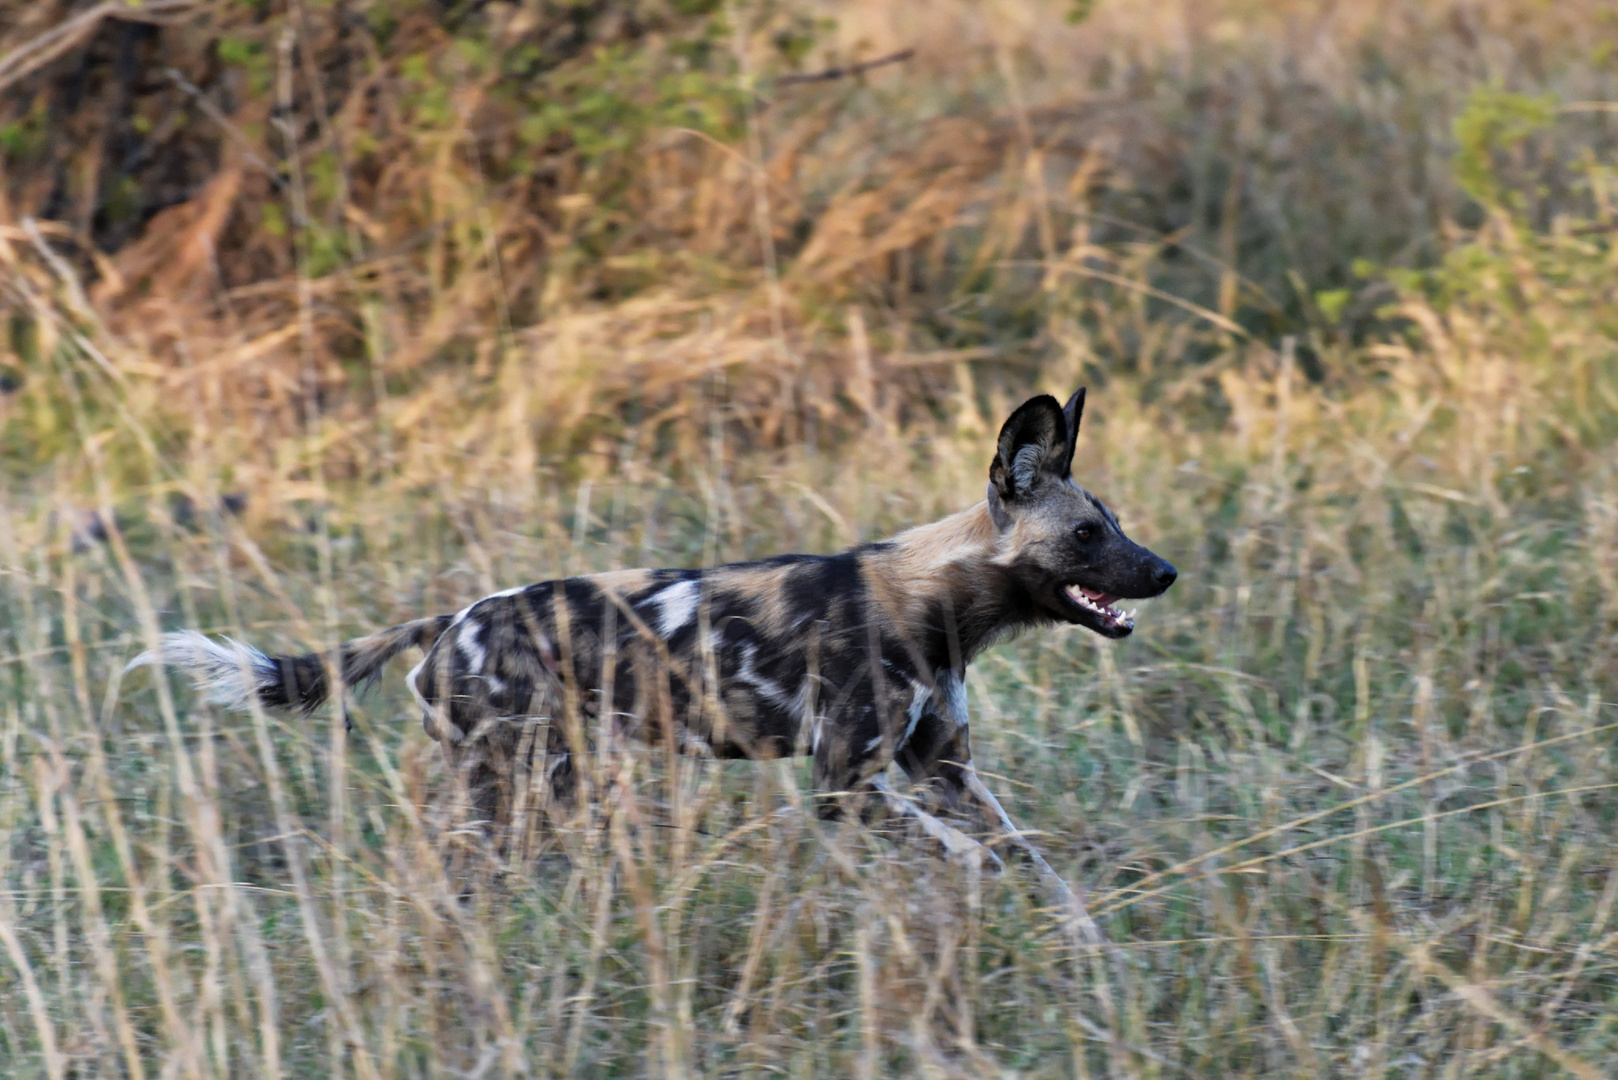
[1068,585,1137,627]
[1068,586,1098,612]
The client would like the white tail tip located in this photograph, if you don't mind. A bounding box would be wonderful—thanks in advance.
[127,630,277,712]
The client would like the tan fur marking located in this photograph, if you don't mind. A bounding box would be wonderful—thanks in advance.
[585,568,655,594]
[888,502,997,573]
[863,502,998,635]
[710,562,799,638]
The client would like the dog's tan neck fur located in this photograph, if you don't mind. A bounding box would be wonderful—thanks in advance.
[866,500,1046,671]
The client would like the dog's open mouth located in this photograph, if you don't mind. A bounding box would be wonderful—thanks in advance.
[1063,584,1136,632]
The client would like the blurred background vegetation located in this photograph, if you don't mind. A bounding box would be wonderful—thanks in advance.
[3,1,1618,1076]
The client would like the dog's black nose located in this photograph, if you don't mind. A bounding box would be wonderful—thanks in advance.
[1153,561,1177,590]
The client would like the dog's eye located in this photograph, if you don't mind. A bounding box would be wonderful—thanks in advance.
[1074,524,1094,542]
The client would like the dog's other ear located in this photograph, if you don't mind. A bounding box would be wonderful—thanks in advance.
[989,394,1069,504]
[1060,387,1085,475]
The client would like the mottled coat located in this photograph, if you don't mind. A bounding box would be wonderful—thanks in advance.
[137,389,1177,875]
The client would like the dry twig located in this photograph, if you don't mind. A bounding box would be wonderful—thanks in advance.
[0,0,207,94]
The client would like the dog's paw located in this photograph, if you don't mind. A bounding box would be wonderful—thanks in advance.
[944,838,1004,876]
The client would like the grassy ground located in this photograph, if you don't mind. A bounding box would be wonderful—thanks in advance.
[4,1,1618,1077]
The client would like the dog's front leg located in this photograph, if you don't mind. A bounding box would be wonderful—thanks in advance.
[897,673,1109,944]
[864,773,1004,871]
[814,765,1004,871]
[959,768,1107,947]
[811,710,1001,870]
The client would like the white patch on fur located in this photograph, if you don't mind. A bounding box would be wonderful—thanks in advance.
[792,676,823,755]
[903,681,933,746]
[126,630,277,712]
[735,642,792,708]
[858,682,934,757]
[489,585,526,599]
[792,677,819,721]
[457,619,487,673]
[648,579,700,636]
[1011,442,1045,491]
[407,656,459,744]
[405,657,430,713]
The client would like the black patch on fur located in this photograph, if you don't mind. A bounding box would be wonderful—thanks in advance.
[258,653,329,713]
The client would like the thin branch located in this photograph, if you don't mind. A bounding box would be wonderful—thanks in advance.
[163,67,288,193]
[0,0,207,94]
[774,48,914,88]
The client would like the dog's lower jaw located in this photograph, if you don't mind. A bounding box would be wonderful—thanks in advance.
[1062,583,1137,633]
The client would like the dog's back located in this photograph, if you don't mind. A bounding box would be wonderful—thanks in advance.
[404,547,950,824]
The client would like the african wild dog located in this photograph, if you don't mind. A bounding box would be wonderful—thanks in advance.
[135,389,1175,907]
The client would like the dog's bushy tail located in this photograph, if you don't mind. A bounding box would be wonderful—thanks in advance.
[129,616,454,713]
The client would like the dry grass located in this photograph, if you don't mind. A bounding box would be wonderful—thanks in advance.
[3,0,1618,1076]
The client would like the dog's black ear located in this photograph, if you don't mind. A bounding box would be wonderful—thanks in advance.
[1060,387,1085,475]
[990,394,1069,503]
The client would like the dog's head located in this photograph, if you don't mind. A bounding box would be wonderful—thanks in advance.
[987,389,1176,638]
